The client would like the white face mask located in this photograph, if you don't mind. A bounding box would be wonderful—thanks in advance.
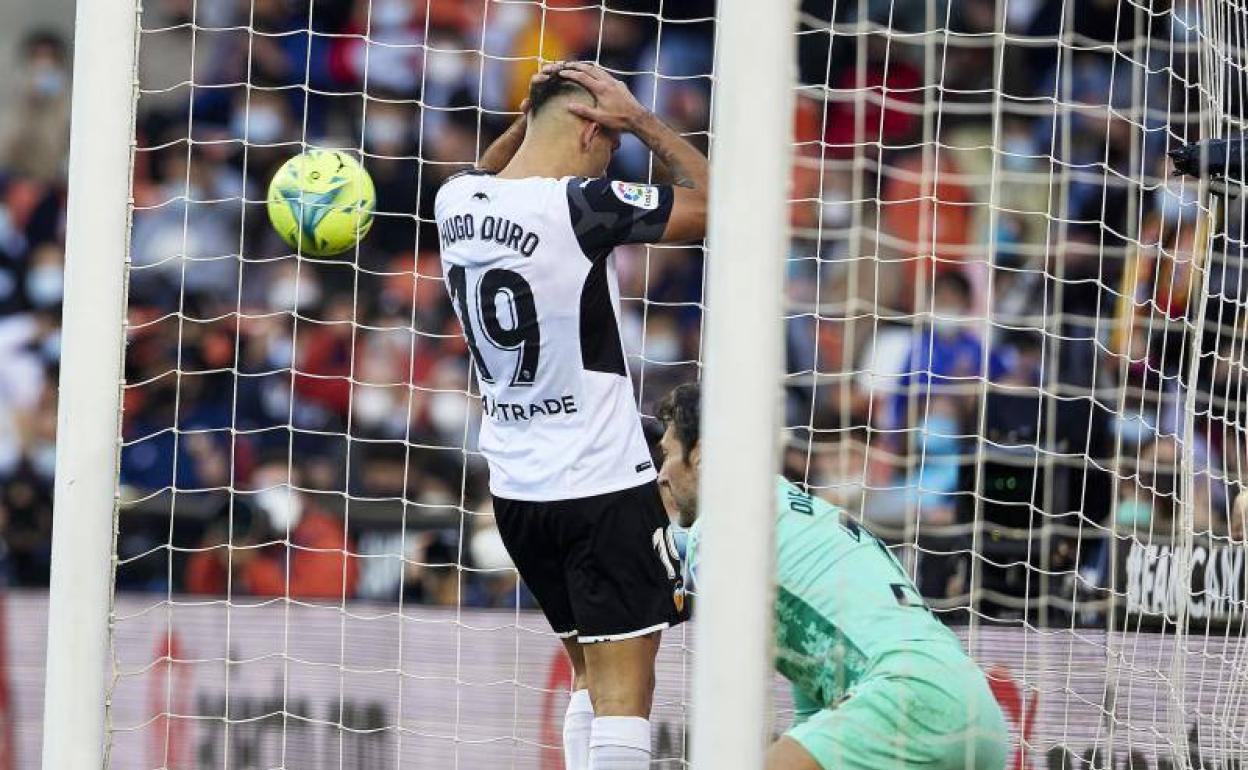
[233,106,285,144]
[357,44,421,94]
[471,525,514,571]
[1001,136,1034,171]
[267,275,321,312]
[820,193,851,228]
[1114,413,1155,446]
[355,387,394,425]
[30,66,66,99]
[422,487,455,508]
[29,442,57,479]
[828,479,863,506]
[40,329,61,362]
[645,332,681,363]
[424,46,468,88]
[266,334,294,368]
[372,0,413,28]
[429,391,468,437]
[364,116,408,150]
[25,265,63,307]
[255,485,303,532]
[1157,179,1198,224]
[170,181,204,202]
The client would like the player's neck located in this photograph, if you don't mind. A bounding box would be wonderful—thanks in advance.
[497,136,593,179]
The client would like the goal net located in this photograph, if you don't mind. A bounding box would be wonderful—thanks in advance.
[784,0,1248,767]
[56,0,1246,767]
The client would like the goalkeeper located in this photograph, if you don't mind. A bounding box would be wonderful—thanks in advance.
[655,383,1009,770]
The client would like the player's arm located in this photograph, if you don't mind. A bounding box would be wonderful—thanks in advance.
[630,112,708,242]
[568,174,695,260]
[559,62,707,243]
[476,112,527,174]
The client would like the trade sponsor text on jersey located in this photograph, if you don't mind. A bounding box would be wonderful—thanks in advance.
[482,394,580,422]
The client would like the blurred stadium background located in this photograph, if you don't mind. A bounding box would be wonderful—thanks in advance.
[1,0,1246,767]
[0,0,1235,613]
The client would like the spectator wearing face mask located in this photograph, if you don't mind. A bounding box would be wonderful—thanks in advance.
[17,243,64,373]
[0,313,46,477]
[226,88,300,182]
[360,100,421,256]
[134,0,237,135]
[0,31,71,184]
[887,271,1007,431]
[185,453,359,598]
[183,499,256,596]
[461,498,538,610]
[129,138,249,300]
[23,242,63,312]
[329,0,425,98]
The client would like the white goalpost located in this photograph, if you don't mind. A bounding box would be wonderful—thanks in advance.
[41,0,138,767]
[691,0,793,767]
[34,0,1248,768]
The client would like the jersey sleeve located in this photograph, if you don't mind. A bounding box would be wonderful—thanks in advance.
[566,177,676,258]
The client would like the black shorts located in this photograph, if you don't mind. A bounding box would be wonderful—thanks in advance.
[493,481,689,643]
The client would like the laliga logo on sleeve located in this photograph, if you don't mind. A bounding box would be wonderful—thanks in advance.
[611,180,660,210]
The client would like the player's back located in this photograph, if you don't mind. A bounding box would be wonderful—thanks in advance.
[769,478,965,702]
[685,477,965,707]
[763,479,1009,770]
[434,172,665,501]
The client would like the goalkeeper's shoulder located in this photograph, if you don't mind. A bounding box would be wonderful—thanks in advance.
[774,475,844,517]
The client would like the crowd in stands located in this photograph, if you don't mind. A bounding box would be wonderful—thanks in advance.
[0,0,1242,625]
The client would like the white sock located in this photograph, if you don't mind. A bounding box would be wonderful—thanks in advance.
[589,716,651,770]
[563,689,594,770]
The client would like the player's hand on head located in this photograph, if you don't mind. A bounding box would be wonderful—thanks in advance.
[540,60,566,77]
[521,61,565,114]
[558,61,647,132]
[531,60,565,88]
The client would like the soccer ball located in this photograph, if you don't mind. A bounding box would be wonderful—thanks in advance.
[266,149,376,257]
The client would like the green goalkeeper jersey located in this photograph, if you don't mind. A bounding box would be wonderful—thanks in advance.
[685,476,965,708]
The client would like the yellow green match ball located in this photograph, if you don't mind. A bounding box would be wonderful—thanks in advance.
[266,149,376,257]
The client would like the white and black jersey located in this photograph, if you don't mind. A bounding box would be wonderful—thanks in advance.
[434,173,675,501]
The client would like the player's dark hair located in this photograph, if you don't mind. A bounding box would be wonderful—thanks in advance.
[528,72,594,118]
[657,383,701,464]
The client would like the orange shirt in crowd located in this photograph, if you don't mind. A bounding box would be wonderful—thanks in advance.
[185,508,359,599]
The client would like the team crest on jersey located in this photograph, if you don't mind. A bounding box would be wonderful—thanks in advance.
[610,181,660,210]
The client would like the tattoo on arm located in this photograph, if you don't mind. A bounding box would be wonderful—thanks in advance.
[631,112,708,192]
[653,143,695,188]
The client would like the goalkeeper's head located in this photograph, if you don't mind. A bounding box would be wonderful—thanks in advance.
[657,383,701,527]
[524,70,620,176]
